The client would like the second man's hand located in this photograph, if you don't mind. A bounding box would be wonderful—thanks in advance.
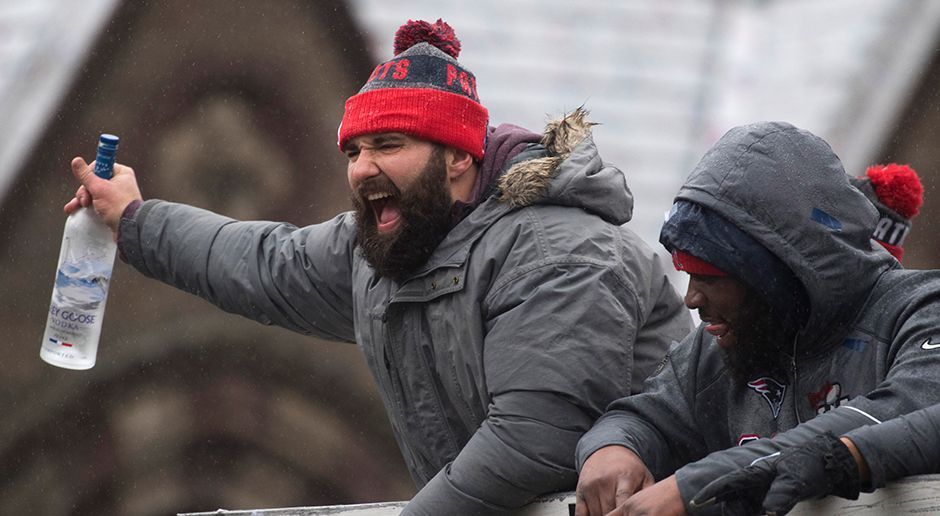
[575,445,655,516]
[64,157,143,237]
[606,475,685,516]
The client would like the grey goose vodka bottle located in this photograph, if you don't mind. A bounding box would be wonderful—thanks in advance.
[41,134,120,370]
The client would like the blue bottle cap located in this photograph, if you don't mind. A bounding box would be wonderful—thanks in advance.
[99,134,120,148]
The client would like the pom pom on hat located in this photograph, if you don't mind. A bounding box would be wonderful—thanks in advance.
[850,163,924,262]
[864,163,923,219]
[394,19,460,58]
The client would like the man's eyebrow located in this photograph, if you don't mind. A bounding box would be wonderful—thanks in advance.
[369,134,404,145]
[343,134,406,153]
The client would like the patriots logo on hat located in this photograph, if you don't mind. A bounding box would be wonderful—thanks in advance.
[747,377,787,419]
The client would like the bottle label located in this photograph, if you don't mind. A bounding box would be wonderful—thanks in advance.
[42,297,106,364]
[46,303,99,331]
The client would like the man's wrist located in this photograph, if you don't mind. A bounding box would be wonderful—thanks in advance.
[121,199,143,221]
[116,199,143,263]
[839,436,869,484]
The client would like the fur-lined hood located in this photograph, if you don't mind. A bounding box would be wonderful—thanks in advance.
[496,108,634,225]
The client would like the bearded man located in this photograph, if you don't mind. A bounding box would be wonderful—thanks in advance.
[574,121,940,516]
[64,19,692,515]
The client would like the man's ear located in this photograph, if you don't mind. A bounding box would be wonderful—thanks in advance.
[445,147,475,180]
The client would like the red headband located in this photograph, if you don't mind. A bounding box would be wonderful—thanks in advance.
[672,250,727,276]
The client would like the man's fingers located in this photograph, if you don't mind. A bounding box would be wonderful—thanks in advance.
[70,157,98,187]
[573,493,587,516]
[613,484,636,512]
[761,475,802,516]
[63,197,81,215]
[574,491,601,516]
[72,185,90,207]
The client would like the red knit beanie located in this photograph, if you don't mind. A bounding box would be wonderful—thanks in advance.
[850,163,924,262]
[338,19,489,160]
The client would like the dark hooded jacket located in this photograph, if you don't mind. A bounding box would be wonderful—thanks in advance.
[118,110,692,514]
[576,121,940,513]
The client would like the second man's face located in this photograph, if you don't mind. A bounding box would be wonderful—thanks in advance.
[684,274,749,349]
[685,273,796,384]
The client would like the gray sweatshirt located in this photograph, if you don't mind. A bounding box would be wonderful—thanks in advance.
[576,121,940,514]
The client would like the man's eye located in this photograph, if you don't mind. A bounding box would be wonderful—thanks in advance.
[345,150,360,159]
[691,274,718,285]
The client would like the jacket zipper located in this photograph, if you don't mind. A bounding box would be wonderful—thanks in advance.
[791,334,802,424]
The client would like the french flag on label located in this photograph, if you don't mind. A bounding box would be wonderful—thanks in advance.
[49,338,73,347]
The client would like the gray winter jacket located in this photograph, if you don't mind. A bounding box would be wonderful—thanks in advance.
[576,121,940,514]
[119,112,692,514]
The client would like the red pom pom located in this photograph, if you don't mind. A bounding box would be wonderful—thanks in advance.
[393,19,460,58]
[864,163,924,219]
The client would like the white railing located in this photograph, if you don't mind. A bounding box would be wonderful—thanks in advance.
[180,474,940,515]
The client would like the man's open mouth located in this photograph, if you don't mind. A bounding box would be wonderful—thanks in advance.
[367,191,402,232]
[702,318,733,348]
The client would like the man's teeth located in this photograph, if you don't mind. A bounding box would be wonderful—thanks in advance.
[367,192,393,201]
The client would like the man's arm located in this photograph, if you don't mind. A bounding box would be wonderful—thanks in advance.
[574,330,708,516]
[690,404,940,515]
[405,391,596,515]
[847,402,940,490]
[67,157,358,342]
[121,201,358,341]
[675,293,940,514]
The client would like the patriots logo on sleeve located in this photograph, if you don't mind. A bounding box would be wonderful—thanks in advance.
[747,377,787,419]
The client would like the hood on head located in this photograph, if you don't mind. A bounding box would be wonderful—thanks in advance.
[661,200,810,329]
[672,121,896,351]
[496,108,634,224]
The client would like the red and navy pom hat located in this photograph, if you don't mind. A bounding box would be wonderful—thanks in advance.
[849,163,924,262]
[338,19,489,160]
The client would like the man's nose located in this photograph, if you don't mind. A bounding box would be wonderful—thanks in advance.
[349,150,381,183]
[684,279,705,309]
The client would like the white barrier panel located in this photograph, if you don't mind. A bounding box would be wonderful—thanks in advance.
[178,492,575,516]
[180,475,940,516]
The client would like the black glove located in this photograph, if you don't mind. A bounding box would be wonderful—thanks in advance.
[689,432,861,516]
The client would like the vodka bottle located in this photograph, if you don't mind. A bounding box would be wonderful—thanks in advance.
[40,134,120,370]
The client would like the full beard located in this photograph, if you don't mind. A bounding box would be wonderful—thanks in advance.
[352,147,453,282]
[722,291,801,385]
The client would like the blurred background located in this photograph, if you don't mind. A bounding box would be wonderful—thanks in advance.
[1,1,938,514]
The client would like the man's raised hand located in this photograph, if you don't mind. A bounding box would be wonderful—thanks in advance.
[64,157,142,236]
